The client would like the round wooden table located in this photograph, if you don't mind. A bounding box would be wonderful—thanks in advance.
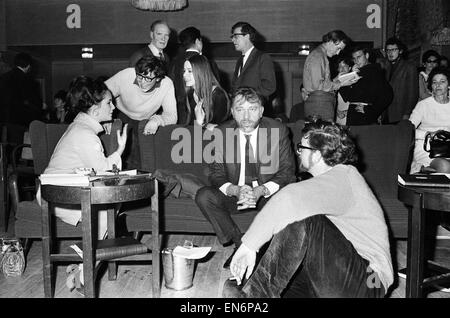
[40,175,160,298]
[398,184,450,298]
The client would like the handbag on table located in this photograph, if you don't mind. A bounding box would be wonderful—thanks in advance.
[424,130,450,158]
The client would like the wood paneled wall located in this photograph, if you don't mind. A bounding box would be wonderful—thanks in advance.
[5,0,384,46]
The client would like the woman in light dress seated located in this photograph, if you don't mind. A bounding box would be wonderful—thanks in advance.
[38,76,128,239]
[182,54,230,130]
[409,67,450,173]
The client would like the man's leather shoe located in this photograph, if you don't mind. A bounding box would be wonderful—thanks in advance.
[223,247,238,269]
[222,279,246,298]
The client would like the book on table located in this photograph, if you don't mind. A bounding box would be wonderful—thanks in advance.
[398,174,450,188]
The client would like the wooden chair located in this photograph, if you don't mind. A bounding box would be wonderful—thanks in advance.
[10,119,161,297]
[0,122,28,232]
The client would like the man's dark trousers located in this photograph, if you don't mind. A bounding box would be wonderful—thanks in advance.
[240,214,386,298]
[195,186,268,245]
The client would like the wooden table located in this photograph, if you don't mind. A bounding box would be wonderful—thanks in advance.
[40,175,160,298]
[398,184,450,298]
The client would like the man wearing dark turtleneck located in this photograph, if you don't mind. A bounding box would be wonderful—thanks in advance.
[339,46,393,125]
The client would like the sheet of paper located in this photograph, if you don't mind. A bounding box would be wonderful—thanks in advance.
[40,174,90,186]
[70,244,83,258]
[172,246,211,259]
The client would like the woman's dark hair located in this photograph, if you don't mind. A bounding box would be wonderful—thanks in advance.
[302,120,358,166]
[427,66,450,92]
[422,50,440,64]
[186,54,229,124]
[66,76,109,114]
[135,55,166,86]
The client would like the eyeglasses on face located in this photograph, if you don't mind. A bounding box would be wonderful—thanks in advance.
[296,143,316,154]
[426,59,438,64]
[385,48,399,53]
[136,73,157,82]
[230,33,247,39]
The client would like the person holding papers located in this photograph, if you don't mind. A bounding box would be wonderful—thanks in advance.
[302,30,360,121]
[38,76,128,237]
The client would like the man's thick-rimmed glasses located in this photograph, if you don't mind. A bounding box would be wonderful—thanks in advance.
[296,143,316,154]
[136,73,157,82]
[385,48,399,53]
[230,33,247,39]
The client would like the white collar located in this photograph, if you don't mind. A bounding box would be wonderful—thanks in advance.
[73,112,104,134]
[239,125,259,137]
[242,46,254,61]
[148,42,163,57]
[186,48,201,55]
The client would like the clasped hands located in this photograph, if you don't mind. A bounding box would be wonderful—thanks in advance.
[228,184,266,210]
[352,102,369,113]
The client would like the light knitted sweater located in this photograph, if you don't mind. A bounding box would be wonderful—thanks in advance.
[242,164,393,291]
[106,68,177,125]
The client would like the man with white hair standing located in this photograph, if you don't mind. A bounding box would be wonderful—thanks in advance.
[129,20,171,67]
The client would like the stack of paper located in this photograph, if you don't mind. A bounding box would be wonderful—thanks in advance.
[40,174,90,186]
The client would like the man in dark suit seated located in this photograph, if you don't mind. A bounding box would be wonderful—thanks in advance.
[129,20,171,68]
[230,22,276,111]
[195,87,296,268]
[168,26,221,125]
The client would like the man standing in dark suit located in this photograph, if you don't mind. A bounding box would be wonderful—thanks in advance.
[0,52,42,127]
[230,22,276,110]
[168,27,221,124]
[382,37,418,124]
[195,87,296,268]
[129,20,171,67]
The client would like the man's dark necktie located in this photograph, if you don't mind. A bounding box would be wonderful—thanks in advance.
[159,52,164,61]
[237,55,244,77]
[244,134,258,186]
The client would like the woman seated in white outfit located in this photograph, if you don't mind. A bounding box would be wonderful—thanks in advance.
[183,54,230,130]
[409,67,450,173]
[39,76,128,239]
